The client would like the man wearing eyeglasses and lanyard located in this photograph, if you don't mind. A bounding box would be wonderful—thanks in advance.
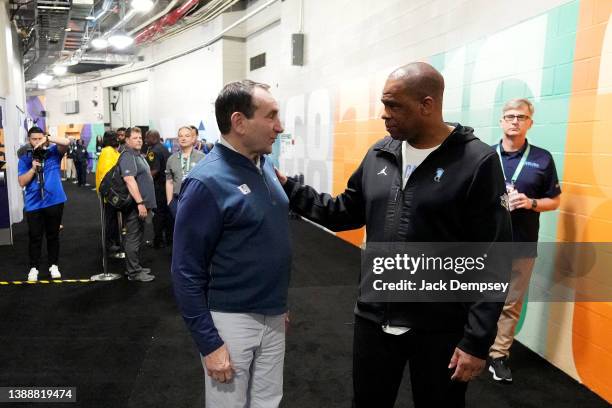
[165,126,205,218]
[488,98,561,383]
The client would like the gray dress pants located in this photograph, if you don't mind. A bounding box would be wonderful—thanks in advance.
[205,312,286,408]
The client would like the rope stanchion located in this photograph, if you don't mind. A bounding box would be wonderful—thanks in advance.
[90,195,122,281]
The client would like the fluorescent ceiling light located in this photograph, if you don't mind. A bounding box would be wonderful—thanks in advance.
[65,27,72,32]
[34,73,54,84]
[37,5,70,10]
[108,32,134,50]
[131,0,154,12]
[91,37,109,49]
[85,16,95,20]
[53,65,68,75]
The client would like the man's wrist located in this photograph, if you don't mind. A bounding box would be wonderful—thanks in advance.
[136,201,145,206]
[531,198,538,210]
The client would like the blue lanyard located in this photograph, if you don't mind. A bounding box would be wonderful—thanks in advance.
[496,142,531,185]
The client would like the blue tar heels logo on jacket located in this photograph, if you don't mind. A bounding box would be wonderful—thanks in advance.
[434,168,444,182]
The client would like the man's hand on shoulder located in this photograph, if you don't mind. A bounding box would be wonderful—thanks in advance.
[274,167,287,185]
[448,347,485,382]
[203,343,235,383]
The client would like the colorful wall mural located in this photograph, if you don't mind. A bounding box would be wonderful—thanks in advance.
[25,95,46,132]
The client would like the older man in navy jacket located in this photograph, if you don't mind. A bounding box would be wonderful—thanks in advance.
[172,80,290,408]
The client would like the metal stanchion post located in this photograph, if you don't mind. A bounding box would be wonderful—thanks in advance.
[91,195,121,281]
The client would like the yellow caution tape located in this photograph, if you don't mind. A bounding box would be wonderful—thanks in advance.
[0,279,93,285]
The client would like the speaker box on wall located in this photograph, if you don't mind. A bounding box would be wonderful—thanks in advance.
[292,33,304,66]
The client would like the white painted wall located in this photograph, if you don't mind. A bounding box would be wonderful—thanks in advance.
[0,0,26,223]
[44,82,105,127]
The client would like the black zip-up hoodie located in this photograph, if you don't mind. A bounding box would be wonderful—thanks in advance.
[283,123,512,359]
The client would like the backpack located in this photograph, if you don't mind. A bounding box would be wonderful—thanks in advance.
[99,152,133,209]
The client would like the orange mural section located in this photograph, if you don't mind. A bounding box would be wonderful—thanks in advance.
[333,113,386,246]
[567,0,612,402]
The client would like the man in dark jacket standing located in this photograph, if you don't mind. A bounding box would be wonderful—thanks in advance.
[276,62,512,407]
[144,129,171,248]
[74,139,90,187]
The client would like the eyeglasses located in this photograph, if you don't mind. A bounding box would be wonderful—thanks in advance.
[503,114,531,122]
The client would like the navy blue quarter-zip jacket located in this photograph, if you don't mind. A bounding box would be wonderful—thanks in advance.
[171,143,291,357]
[283,124,512,359]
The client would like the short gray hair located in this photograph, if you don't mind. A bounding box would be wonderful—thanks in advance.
[502,98,534,116]
[177,126,192,136]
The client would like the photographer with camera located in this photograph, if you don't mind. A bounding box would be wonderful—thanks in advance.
[17,127,70,281]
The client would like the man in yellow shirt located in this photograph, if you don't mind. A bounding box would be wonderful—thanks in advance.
[95,131,122,256]
[96,131,121,191]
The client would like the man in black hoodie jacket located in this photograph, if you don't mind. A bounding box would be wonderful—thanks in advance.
[276,62,512,407]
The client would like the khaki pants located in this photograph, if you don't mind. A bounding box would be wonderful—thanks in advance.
[65,158,76,179]
[489,257,536,359]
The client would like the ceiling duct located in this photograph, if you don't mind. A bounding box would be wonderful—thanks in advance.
[79,52,135,64]
[63,0,95,52]
[24,0,73,81]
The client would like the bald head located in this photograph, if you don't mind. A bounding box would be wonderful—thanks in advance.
[388,62,444,107]
[381,62,451,145]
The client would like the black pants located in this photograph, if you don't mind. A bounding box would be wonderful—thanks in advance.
[121,205,145,275]
[152,187,172,246]
[352,315,468,408]
[75,160,87,186]
[103,201,121,249]
[25,203,64,270]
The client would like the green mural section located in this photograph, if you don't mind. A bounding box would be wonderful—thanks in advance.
[429,2,579,337]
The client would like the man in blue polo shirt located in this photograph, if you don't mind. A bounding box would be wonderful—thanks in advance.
[488,98,561,382]
[18,127,71,281]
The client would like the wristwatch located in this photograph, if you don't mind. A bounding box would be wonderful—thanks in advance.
[531,199,538,209]
[136,201,144,206]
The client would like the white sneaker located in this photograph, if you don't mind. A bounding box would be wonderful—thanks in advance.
[49,265,61,279]
[27,268,39,282]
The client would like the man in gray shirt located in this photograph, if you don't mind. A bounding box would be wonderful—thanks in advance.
[119,127,156,282]
[165,126,205,217]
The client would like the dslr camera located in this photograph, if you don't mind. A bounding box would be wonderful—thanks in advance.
[31,145,49,163]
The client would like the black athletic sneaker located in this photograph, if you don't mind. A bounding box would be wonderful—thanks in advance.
[127,272,155,282]
[489,357,512,382]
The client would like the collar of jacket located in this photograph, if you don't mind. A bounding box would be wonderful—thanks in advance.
[373,122,474,162]
[213,142,266,173]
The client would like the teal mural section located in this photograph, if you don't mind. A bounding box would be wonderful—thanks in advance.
[428,2,580,338]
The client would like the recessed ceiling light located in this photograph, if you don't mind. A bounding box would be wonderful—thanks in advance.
[108,31,134,50]
[34,73,54,84]
[91,37,109,49]
[53,65,68,75]
[131,0,154,12]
